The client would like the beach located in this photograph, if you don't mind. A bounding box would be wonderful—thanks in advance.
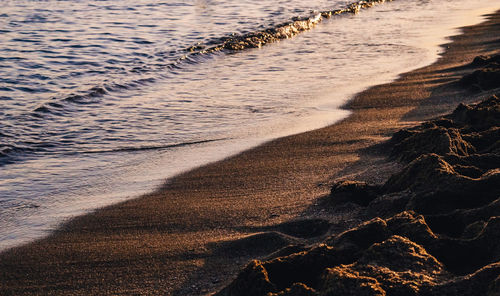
[1,7,500,296]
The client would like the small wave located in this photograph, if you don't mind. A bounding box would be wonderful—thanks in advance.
[30,75,161,116]
[183,0,390,55]
[0,144,38,166]
[33,105,51,113]
[50,38,72,42]
[15,86,46,93]
[74,138,229,155]
[63,86,107,104]
[0,135,227,164]
[30,86,107,117]
[0,56,25,61]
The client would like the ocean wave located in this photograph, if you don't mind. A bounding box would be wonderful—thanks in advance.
[73,138,228,154]
[25,0,390,119]
[0,144,38,166]
[30,78,157,117]
[1,0,392,163]
[183,0,390,54]
[0,139,228,166]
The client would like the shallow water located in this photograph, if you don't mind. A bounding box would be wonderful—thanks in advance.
[0,0,498,251]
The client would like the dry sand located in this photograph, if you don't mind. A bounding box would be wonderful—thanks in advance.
[1,9,499,296]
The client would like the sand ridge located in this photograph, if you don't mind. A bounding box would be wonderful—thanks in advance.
[218,93,500,295]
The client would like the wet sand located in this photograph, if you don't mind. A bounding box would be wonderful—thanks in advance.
[1,10,500,296]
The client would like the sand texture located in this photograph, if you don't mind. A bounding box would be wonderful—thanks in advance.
[217,93,500,295]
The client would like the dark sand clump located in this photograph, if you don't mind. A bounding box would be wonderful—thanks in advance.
[216,88,500,295]
[460,54,500,91]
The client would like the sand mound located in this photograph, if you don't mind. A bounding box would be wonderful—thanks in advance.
[216,82,500,295]
[460,54,500,91]
[329,181,381,207]
[217,211,500,295]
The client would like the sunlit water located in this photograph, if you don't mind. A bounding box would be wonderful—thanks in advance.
[0,0,498,251]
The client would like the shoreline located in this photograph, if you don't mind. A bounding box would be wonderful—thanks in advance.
[1,9,500,296]
[1,0,496,253]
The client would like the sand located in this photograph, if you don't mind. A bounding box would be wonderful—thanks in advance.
[216,83,500,295]
[1,10,499,296]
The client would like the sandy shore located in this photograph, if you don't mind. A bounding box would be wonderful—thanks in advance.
[1,10,499,296]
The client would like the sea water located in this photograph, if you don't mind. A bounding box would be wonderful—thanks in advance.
[0,0,498,251]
